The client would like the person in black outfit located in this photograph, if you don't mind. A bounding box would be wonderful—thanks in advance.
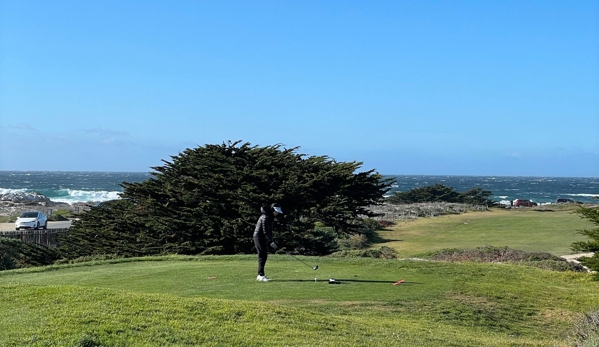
[253,203,283,281]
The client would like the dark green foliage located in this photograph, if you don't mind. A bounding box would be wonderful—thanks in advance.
[61,141,393,258]
[419,246,586,272]
[0,239,58,270]
[337,234,369,250]
[387,184,494,206]
[59,199,164,259]
[363,218,383,231]
[458,187,496,206]
[282,227,339,256]
[571,207,599,253]
[570,206,599,278]
[337,218,382,251]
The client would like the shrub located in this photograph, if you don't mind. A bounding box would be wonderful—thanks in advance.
[363,218,381,231]
[378,220,395,228]
[378,246,398,259]
[566,309,599,347]
[330,246,397,259]
[521,260,586,272]
[337,234,369,250]
[418,246,586,272]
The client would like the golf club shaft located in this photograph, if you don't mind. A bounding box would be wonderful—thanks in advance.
[288,253,317,269]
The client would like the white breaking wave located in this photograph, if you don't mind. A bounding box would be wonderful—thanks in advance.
[52,190,122,204]
[566,193,599,197]
[0,188,27,194]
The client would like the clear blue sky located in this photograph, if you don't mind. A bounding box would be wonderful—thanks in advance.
[1,1,598,176]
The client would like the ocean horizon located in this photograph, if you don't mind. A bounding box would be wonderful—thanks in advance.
[0,171,597,205]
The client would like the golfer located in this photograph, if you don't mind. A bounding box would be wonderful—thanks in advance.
[253,203,283,282]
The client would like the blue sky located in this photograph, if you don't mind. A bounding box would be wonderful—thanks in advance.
[1,1,598,176]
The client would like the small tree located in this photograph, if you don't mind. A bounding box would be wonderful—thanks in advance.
[386,184,459,204]
[571,206,599,277]
[458,187,495,206]
[386,184,495,206]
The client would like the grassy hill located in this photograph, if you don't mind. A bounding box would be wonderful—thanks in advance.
[1,255,598,346]
[375,205,592,257]
[1,205,597,346]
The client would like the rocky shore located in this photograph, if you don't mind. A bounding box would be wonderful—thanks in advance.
[0,192,97,218]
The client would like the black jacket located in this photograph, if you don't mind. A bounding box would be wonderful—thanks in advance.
[253,207,274,243]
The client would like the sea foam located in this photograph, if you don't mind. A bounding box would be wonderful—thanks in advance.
[51,189,122,204]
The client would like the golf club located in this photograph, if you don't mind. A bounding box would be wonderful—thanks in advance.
[288,252,318,270]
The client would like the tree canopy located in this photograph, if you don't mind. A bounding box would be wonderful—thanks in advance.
[570,206,599,278]
[60,141,394,258]
[385,183,495,206]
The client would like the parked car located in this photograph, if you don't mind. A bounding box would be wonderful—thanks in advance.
[514,199,538,207]
[556,198,575,204]
[15,211,48,230]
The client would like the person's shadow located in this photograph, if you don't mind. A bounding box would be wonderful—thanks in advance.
[272,279,423,285]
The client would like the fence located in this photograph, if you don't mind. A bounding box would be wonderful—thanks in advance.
[0,228,69,247]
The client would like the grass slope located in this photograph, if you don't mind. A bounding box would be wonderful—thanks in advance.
[376,206,592,257]
[1,255,598,346]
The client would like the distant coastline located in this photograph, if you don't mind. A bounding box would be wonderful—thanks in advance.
[0,172,598,207]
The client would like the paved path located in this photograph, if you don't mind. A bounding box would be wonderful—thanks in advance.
[0,221,72,232]
[560,252,595,272]
[560,252,594,262]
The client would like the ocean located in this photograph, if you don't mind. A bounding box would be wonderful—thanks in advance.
[0,171,151,204]
[0,171,598,205]
[387,175,599,205]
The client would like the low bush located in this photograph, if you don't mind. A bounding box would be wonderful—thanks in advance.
[331,246,397,259]
[418,245,586,272]
[363,218,381,231]
[521,260,587,272]
[337,219,381,251]
[337,234,369,250]
[362,218,396,230]
[566,309,599,347]
[378,220,395,228]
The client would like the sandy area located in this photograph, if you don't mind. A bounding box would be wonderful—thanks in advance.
[0,222,15,231]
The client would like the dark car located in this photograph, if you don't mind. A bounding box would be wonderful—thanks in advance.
[514,199,538,207]
[556,198,575,204]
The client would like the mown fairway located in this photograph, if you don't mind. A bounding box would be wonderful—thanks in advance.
[377,205,593,257]
[1,206,597,346]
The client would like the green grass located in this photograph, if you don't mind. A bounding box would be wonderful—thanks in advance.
[376,206,593,257]
[0,215,15,223]
[1,206,597,346]
[1,255,599,346]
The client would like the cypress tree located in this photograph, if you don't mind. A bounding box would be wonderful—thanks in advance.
[61,141,394,257]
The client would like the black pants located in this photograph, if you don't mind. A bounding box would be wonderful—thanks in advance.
[254,236,268,276]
